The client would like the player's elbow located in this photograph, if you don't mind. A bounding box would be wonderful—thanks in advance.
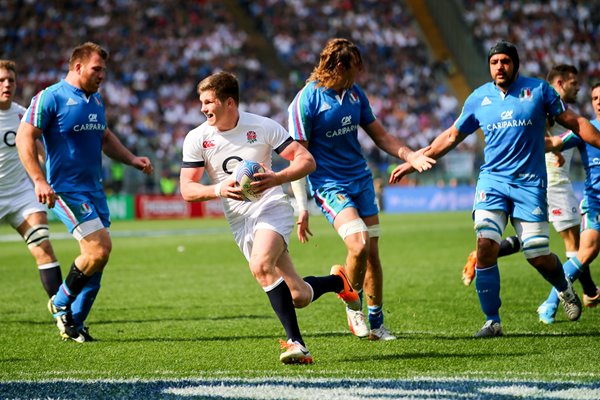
[306,156,316,174]
[179,183,194,202]
[300,152,316,174]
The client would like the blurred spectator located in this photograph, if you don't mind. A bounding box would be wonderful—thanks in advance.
[2,0,466,192]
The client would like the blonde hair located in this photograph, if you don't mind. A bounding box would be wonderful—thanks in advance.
[0,59,17,75]
[307,38,363,88]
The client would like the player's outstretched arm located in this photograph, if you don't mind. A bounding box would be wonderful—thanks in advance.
[102,128,153,174]
[388,125,467,184]
[556,108,600,149]
[363,120,436,172]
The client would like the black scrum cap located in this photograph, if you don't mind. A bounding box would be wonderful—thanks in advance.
[487,40,520,72]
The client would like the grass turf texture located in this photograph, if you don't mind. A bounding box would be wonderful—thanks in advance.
[1,212,599,382]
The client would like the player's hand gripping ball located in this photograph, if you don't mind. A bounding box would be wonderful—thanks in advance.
[234,160,265,202]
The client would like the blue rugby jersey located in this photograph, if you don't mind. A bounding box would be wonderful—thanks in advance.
[288,81,376,189]
[22,79,107,192]
[455,75,565,187]
[559,119,600,209]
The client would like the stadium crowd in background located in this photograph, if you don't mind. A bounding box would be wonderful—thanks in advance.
[0,0,465,193]
[461,0,600,118]
[2,0,599,196]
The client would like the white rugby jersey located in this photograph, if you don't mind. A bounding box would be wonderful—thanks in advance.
[182,111,293,221]
[0,102,27,192]
[545,121,574,187]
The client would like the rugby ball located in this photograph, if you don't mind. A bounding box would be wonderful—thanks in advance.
[233,160,265,202]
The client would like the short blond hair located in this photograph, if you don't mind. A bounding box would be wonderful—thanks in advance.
[0,60,17,76]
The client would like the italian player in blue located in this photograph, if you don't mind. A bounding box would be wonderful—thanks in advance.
[390,41,600,337]
[541,82,600,322]
[16,42,153,342]
[288,38,435,341]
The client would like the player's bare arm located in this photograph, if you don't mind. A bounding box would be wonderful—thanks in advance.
[180,166,243,202]
[15,121,56,208]
[556,108,600,149]
[252,141,315,194]
[544,136,564,153]
[363,119,435,172]
[389,125,467,183]
[102,128,153,174]
[286,141,313,243]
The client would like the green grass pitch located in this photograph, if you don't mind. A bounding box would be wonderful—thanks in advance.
[1,212,599,383]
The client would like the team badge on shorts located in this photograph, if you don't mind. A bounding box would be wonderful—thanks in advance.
[477,190,486,203]
[336,193,346,203]
[80,202,93,216]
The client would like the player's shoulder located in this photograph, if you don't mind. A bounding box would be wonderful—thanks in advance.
[516,75,545,86]
[44,80,67,95]
[10,102,26,114]
[185,121,210,139]
[295,81,321,101]
[240,111,281,129]
[466,82,495,105]
[33,81,67,104]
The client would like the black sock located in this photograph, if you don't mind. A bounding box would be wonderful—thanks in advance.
[536,254,568,292]
[64,262,92,298]
[498,235,521,257]
[39,264,62,297]
[265,280,303,346]
[303,275,343,302]
[578,265,598,297]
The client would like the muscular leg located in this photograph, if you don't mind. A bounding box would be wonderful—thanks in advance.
[362,214,382,307]
[16,212,62,297]
[53,227,111,309]
[333,207,368,310]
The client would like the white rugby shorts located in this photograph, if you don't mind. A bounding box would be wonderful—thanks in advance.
[230,197,294,261]
[547,183,580,232]
[0,178,46,228]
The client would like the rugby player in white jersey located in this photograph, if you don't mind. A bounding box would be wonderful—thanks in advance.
[0,59,63,301]
[180,71,358,364]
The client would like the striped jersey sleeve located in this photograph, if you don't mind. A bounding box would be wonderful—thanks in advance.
[22,88,56,130]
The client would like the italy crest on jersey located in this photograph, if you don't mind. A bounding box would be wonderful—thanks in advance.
[519,88,533,102]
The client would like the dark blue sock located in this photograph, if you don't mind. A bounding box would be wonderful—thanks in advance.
[578,265,598,297]
[538,255,568,292]
[303,274,342,302]
[72,272,102,329]
[475,265,501,322]
[368,305,383,329]
[498,235,521,257]
[266,279,303,346]
[54,262,92,308]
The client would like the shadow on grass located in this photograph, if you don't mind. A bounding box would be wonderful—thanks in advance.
[7,313,273,326]
[395,331,600,340]
[341,351,531,362]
